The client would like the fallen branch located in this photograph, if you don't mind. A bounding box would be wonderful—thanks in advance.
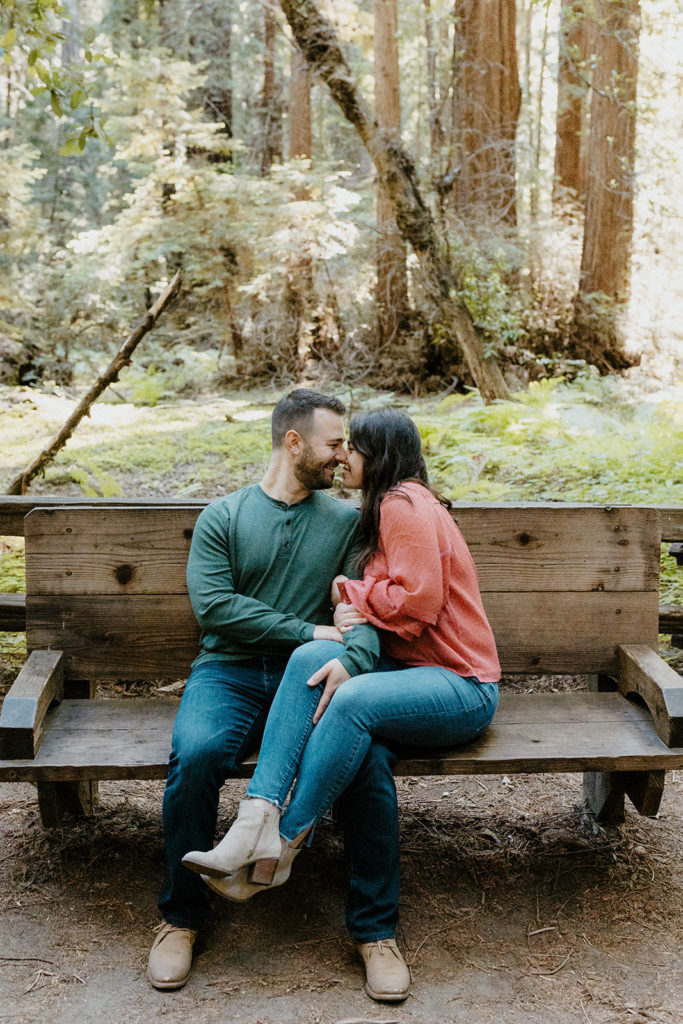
[5,271,183,496]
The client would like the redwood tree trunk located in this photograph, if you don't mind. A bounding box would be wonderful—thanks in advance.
[279,0,510,401]
[375,0,409,348]
[573,0,640,370]
[449,0,521,224]
[553,0,590,206]
[260,0,283,174]
[289,44,312,158]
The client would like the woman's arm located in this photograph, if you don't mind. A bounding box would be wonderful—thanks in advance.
[344,490,446,640]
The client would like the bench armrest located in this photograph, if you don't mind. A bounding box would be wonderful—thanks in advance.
[617,644,683,747]
[0,651,64,759]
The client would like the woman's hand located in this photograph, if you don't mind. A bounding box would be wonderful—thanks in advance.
[313,624,343,643]
[334,601,368,634]
[306,658,351,723]
[331,574,350,607]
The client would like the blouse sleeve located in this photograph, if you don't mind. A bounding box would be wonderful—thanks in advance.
[344,490,445,642]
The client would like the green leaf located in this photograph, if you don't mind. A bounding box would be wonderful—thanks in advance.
[83,27,96,44]
[59,138,82,156]
[84,48,93,62]
[35,61,51,84]
[50,91,63,116]
[0,28,17,49]
[28,49,39,66]
[70,88,85,109]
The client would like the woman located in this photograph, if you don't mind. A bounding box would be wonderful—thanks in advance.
[182,408,500,921]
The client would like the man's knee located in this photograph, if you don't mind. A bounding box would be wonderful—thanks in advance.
[169,729,226,786]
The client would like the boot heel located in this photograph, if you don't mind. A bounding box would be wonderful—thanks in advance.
[249,857,279,886]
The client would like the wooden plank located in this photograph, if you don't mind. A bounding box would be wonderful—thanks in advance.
[0,593,26,631]
[24,506,196,595]
[24,591,658,678]
[4,497,682,539]
[452,506,660,593]
[26,595,198,680]
[0,651,64,758]
[2,691,683,784]
[617,644,683,747]
[623,770,665,817]
[24,505,660,596]
[659,604,683,634]
[6,590,676,639]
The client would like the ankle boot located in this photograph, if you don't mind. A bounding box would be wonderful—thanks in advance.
[182,798,281,882]
[200,835,304,902]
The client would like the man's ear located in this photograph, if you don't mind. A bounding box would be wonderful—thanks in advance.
[284,429,304,456]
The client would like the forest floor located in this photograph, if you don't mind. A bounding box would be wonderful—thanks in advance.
[1,376,682,1024]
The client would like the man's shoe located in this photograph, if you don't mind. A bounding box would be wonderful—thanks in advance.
[355,938,410,1003]
[182,798,281,882]
[147,922,198,990]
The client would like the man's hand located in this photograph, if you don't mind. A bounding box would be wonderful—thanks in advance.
[313,624,343,643]
[307,658,351,723]
[334,601,368,634]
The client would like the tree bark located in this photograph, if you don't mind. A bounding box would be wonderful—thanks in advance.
[375,0,409,348]
[553,0,590,206]
[5,273,183,495]
[279,0,510,401]
[260,0,283,174]
[289,44,312,158]
[449,0,521,224]
[573,0,640,370]
[579,0,639,301]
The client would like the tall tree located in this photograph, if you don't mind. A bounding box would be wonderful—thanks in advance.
[259,0,283,174]
[553,0,590,206]
[574,0,640,368]
[279,0,510,401]
[289,44,312,158]
[448,0,521,223]
[375,0,409,347]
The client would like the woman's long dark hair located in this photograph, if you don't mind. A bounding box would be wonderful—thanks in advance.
[349,408,451,572]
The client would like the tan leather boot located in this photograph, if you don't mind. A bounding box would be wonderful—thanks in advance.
[182,798,281,882]
[147,922,198,990]
[355,938,411,1002]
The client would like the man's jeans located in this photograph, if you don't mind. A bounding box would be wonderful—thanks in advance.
[158,654,400,942]
[247,641,499,841]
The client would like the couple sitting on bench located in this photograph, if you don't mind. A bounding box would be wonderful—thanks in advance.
[148,388,500,1002]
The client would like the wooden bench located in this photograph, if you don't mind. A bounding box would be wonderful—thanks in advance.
[1,503,683,831]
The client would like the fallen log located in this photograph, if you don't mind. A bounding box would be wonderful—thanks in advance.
[5,272,182,495]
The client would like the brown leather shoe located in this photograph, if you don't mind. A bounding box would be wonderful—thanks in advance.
[355,938,411,1002]
[147,922,198,990]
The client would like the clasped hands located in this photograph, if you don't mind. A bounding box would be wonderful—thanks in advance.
[307,575,368,723]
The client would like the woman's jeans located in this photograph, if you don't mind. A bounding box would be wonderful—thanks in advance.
[159,653,400,941]
[248,641,499,841]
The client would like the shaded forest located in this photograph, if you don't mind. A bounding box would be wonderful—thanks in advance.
[1,0,682,397]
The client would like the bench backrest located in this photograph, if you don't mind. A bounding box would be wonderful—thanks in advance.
[23,504,661,681]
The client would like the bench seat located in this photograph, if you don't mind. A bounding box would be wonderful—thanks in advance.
[2,691,683,785]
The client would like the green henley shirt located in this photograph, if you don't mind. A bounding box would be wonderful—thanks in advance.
[186,483,380,677]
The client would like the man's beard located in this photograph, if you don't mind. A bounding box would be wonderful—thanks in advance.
[294,444,337,491]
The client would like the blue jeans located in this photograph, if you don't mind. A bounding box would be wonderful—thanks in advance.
[159,653,400,941]
[247,641,499,841]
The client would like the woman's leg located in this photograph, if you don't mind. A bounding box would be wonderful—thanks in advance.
[245,639,345,807]
[280,666,498,841]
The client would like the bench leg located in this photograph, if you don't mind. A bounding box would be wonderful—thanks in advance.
[623,770,665,817]
[37,781,98,828]
[583,771,626,823]
[583,768,665,823]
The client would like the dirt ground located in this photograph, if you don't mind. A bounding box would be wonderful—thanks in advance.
[2,675,683,1024]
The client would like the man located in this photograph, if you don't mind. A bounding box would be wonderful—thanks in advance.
[148,389,410,1003]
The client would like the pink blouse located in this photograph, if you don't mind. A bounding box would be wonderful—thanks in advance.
[344,483,501,682]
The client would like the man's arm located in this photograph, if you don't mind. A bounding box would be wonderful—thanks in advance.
[187,503,316,648]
